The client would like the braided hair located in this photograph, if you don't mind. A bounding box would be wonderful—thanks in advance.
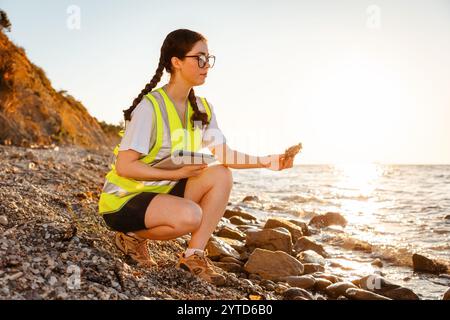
[123,29,210,128]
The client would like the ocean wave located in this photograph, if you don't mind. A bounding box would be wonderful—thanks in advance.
[322,233,450,272]
[281,194,327,204]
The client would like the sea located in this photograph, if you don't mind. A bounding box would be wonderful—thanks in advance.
[229,164,450,299]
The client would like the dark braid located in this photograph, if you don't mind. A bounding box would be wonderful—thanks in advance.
[123,58,165,121]
[188,88,210,129]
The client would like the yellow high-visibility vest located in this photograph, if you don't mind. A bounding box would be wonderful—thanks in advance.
[98,87,212,214]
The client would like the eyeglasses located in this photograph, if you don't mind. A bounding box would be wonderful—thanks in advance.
[184,54,216,68]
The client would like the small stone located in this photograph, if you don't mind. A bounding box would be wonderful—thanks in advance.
[371,258,383,268]
[48,276,58,286]
[242,195,260,203]
[283,287,314,300]
[0,215,8,226]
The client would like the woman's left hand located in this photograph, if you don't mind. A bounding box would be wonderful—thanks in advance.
[262,154,294,171]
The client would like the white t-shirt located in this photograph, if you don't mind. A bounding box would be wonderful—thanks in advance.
[119,96,227,155]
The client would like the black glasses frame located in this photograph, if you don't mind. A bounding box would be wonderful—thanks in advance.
[184,54,216,68]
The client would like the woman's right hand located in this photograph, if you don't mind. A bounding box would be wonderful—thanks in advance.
[172,164,209,179]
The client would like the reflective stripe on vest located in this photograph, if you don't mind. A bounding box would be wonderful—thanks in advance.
[98,87,212,214]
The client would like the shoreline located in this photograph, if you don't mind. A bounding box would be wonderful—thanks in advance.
[0,145,449,300]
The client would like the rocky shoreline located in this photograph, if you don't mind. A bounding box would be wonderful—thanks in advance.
[0,145,449,300]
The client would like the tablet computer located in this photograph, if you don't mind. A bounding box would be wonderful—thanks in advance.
[150,150,218,170]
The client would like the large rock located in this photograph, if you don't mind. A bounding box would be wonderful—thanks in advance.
[229,216,252,226]
[286,219,310,236]
[224,207,258,221]
[345,288,392,300]
[359,274,420,300]
[443,288,450,300]
[412,253,448,274]
[278,275,316,289]
[297,250,326,266]
[245,228,292,254]
[244,248,304,280]
[309,212,347,228]
[217,237,246,254]
[294,236,328,257]
[205,236,241,260]
[325,282,358,298]
[303,263,325,274]
[264,218,304,241]
[216,226,246,241]
[314,278,333,291]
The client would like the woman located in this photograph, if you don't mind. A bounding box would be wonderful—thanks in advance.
[98,29,296,286]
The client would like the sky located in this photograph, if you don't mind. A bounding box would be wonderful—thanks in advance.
[2,0,450,164]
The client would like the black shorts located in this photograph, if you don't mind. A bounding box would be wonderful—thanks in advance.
[102,178,188,233]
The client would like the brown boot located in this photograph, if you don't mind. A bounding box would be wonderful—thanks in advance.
[176,250,226,286]
[115,232,157,268]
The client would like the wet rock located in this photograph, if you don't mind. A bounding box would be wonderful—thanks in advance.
[371,258,383,268]
[264,218,305,240]
[205,236,241,260]
[443,288,450,300]
[223,208,257,221]
[0,215,8,226]
[294,236,328,257]
[296,250,326,266]
[260,279,276,291]
[345,288,391,300]
[229,216,252,226]
[216,226,246,241]
[312,273,341,283]
[242,195,260,203]
[245,228,292,254]
[278,275,316,289]
[412,253,448,274]
[325,282,358,298]
[359,274,420,300]
[282,287,314,300]
[314,278,333,291]
[285,219,310,236]
[244,248,304,280]
[309,212,347,228]
[217,237,246,254]
[303,263,325,274]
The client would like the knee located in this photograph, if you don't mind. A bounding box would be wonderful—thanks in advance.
[180,201,203,232]
[211,165,233,188]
